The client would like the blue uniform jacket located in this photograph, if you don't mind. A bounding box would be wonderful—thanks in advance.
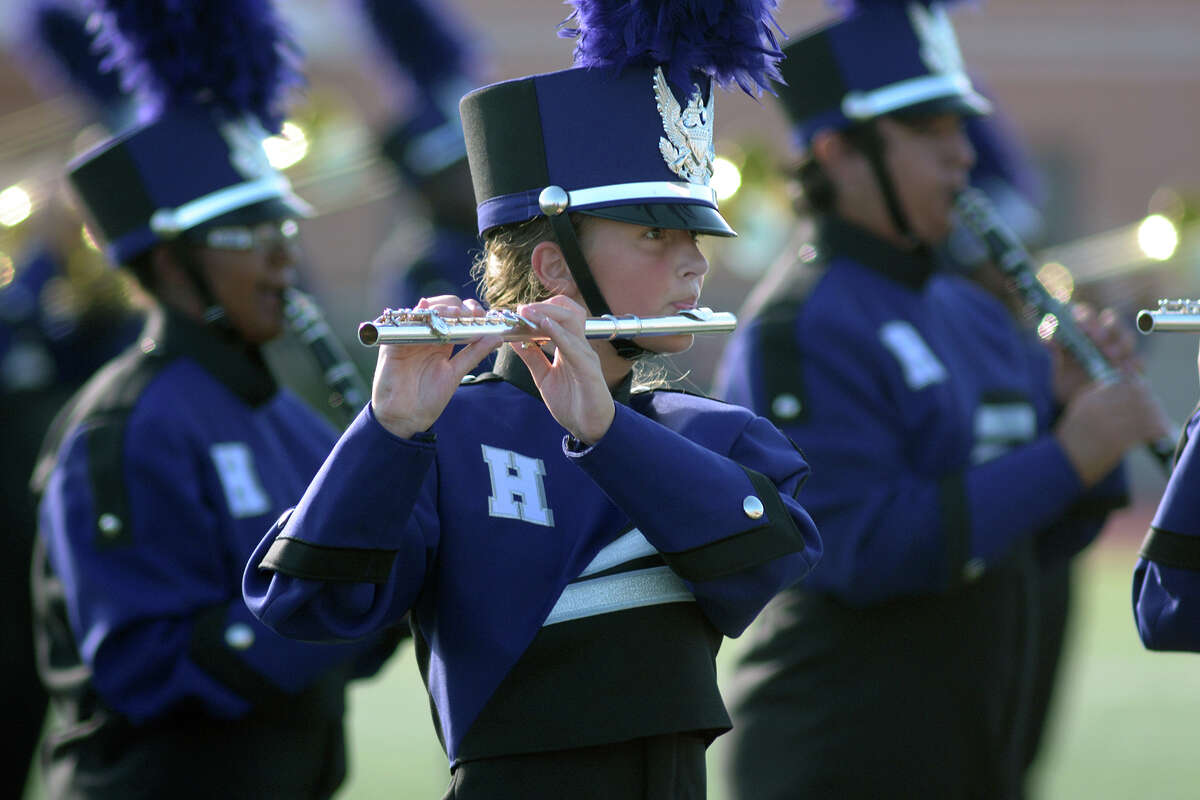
[1133,404,1200,650]
[244,348,822,765]
[716,217,1126,606]
[35,310,392,725]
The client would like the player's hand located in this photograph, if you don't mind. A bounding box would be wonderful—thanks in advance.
[1054,377,1171,487]
[1051,304,1143,404]
[510,295,615,444]
[371,296,501,439]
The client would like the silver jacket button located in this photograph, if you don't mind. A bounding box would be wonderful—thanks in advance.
[224,623,256,651]
[962,558,986,582]
[743,496,765,520]
[771,393,802,420]
[97,513,123,538]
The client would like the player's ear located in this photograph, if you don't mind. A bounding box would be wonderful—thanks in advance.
[530,240,576,296]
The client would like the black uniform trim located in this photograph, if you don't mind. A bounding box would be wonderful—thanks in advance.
[260,536,397,584]
[1172,399,1199,465]
[940,472,971,588]
[1140,527,1200,572]
[662,467,807,583]
[453,602,728,764]
[188,605,292,703]
[85,417,134,548]
[817,216,937,289]
[756,297,809,426]
[747,254,828,428]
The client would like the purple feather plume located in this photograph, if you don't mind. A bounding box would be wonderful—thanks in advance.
[358,0,474,89]
[31,4,125,107]
[559,0,785,97]
[87,0,303,132]
[16,2,136,131]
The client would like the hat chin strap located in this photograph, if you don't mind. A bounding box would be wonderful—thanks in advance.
[860,123,922,251]
[540,190,648,361]
[169,241,230,331]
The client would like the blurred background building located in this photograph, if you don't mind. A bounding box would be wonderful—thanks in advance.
[3,1,1199,797]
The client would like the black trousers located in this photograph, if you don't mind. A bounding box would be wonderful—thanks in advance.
[444,734,707,800]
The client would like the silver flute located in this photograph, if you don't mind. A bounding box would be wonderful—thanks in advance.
[1136,299,1200,334]
[358,306,737,347]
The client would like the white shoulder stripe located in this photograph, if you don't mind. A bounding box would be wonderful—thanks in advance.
[543,566,695,627]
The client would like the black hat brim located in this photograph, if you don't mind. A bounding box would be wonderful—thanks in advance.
[189,194,313,233]
[577,203,736,238]
[892,91,992,121]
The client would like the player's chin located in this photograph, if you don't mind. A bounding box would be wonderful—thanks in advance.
[236,313,286,345]
[636,333,694,355]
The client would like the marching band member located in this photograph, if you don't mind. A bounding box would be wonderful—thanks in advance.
[1134,380,1200,650]
[31,1,400,796]
[713,1,1167,797]
[3,3,143,792]
[244,1,822,796]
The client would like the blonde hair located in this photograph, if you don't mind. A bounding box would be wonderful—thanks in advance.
[471,212,696,391]
[473,215,585,310]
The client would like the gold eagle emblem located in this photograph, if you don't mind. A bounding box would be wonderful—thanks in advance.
[653,67,714,185]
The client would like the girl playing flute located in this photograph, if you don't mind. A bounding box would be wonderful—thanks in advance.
[243,1,823,796]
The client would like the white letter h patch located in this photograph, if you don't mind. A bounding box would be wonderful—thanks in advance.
[481,445,554,527]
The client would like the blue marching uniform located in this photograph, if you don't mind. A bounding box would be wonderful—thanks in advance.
[1134,405,1200,650]
[33,310,399,798]
[715,217,1126,797]
[245,347,822,776]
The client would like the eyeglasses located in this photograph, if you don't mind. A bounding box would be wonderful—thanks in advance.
[187,219,300,252]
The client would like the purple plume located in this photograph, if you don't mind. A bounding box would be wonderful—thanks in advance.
[559,0,785,97]
[87,0,303,132]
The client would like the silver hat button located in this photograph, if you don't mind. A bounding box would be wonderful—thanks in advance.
[538,185,570,216]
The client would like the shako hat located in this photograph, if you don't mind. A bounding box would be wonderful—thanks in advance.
[66,0,311,265]
[460,0,788,241]
[777,0,991,145]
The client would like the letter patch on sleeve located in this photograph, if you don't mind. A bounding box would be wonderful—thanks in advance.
[971,400,1036,464]
[879,320,948,390]
[481,445,554,527]
[210,442,272,518]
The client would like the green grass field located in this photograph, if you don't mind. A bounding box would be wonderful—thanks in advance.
[24,545,1200,799]
[333,545,1200,799]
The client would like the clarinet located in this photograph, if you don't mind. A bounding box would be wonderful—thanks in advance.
[282,288,371,426]
[954,188,1178,471]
